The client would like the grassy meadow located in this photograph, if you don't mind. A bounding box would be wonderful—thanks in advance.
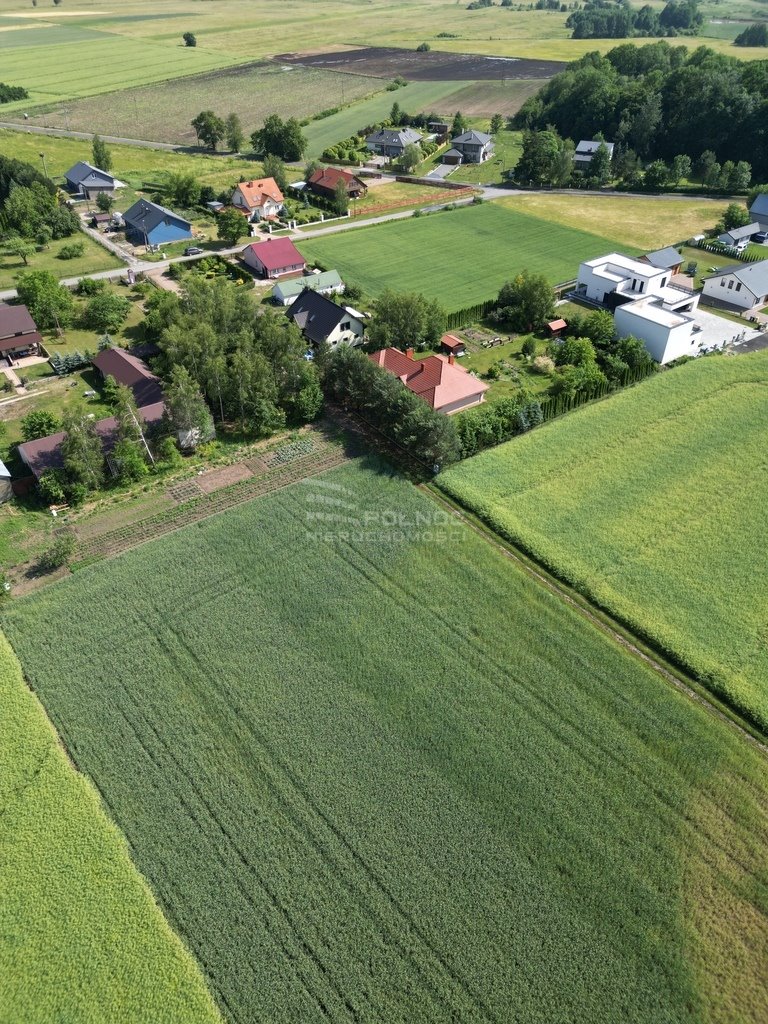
[0,633,223,1024]
[438,351,768,731]
[0,231,121,292]
[496,194,729,251]
[3,459,768,1023]
[299,202,642,309]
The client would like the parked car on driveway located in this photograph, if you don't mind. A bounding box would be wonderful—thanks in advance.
[184,246,204,256]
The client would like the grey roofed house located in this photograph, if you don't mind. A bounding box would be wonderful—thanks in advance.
[705,258,768,299]
[718,222,761,245]
[122,198,192,246]
[287,288,364,346]
[749,193,768,228]
[643,246,683,271]
[365,127,422,157]
[450,129,494,163]
[63,161,124,195]
[574,140,615,168]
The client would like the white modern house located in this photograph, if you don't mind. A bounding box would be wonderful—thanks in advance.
[701,259,768,311]
[577,253,702,365]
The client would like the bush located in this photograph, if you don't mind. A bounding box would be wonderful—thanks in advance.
[38,534,75,572]
[57,241,86,260]
[521,337,537,359]
[533,355,555,374]
[76,277,105,296]
[38,469,67,505]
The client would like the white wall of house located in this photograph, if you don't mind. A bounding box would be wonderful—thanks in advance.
[437,392,487,415]
[326,315,364,347]
[614,301,698,364]
[702,273,760,310]
[577,255,669,304]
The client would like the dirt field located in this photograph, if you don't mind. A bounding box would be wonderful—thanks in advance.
[431,79,547,116]
[275,46,565,81]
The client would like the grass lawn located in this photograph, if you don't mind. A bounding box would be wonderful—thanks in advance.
[496,194,729,251]
[0,633,223,1024]
[438,349,768,731]
[0,130,266,198]
[0,232,121,292]
[678,244,743,288]
[299,202,642,310]
[452,129,523,185]
[3,458,768,1023]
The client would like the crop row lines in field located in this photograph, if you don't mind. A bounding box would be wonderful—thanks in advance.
[74,447,350,562]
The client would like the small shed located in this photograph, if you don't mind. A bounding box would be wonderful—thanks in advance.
[547,318,568,337]
[443,149,463,165]
[440,333,466,356]
[0,459,12,503]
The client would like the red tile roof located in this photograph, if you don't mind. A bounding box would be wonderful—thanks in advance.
[308,167,364,191]
[370,348,489,413]
[234,178,284,209]
[440,333,465,353]
[547,318,567,332]
[244,237,305,272]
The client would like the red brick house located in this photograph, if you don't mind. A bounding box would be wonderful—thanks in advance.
[241,238,306,279]
[307,167,368,201]
[370,347,489,415]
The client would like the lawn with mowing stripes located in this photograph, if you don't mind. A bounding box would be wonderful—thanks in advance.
[3,459,767,1023]
[438,350,768,732]
[299,202,640,308]
[0,633,223,1024]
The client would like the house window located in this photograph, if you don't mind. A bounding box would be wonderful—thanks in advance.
[728,280,734,289]
[631,278,637,291]
[661,278,668,287]
[340,321,351,331]
[736,283,742,292]
[721,279,726,287]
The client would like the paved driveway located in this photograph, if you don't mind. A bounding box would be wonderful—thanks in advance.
[691,307,763,351]
[425,163,456,180]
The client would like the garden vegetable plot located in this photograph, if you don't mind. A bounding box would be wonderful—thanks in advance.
[438,351,768,732]
[0,633,222,1024]
[4,460,768,1023]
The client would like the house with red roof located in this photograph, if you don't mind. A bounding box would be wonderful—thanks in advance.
[370,347,489,415]
[231,178,285,222]
[242,238,306,280]
[306,167,368,202]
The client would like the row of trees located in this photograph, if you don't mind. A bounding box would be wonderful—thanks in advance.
[189,111,308,160]
[15,271,132,333]
[191,111,245,152]
[0,155,79,263]
[566,0,703,40]
[514,42,768,180]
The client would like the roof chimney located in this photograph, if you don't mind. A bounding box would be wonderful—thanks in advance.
[406,347,414,360]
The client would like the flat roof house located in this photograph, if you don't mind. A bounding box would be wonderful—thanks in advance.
[63,161,125,199]
[123,199,192,248]
[370,347,489,414]
[287,289,364,347]
[614,297,699,365]
[242,238,306,279]
[702,259,768,311]
[92,346,164,408]
[450,130,494,164]
[0,303,43,362]
[307,167,368,201]
[231,178,284,222]
[573,140,614,171]
[365,128,422,159]
[272,270,344,306]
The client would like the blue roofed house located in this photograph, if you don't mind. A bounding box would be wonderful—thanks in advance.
[123,198,192,248]
[749,193,768,232]
[63,161,125,199]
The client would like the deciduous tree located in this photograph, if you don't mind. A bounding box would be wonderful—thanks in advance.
[91,134,112,172]
[216,207,246,245]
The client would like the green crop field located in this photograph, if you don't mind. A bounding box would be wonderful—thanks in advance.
[3,460,768,1023]
[0,633,223,1024]
[438,351,768,732]
[299,202,641,309]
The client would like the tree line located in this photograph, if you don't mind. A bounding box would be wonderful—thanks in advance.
[566,0,703,39]
[514,41,768,181]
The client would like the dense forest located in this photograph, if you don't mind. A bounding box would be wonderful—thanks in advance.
[514,42,768,180]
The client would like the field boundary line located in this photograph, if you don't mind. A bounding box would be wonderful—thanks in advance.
[421,484,768,757]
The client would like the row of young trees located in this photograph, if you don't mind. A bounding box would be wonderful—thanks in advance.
[514,42,768,180]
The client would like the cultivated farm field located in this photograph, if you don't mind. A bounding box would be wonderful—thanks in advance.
[0,633,223,1024]
[17,63,382,147]
[3,460,768,1023]
[438,351,768,731]
[299,203,641,309]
